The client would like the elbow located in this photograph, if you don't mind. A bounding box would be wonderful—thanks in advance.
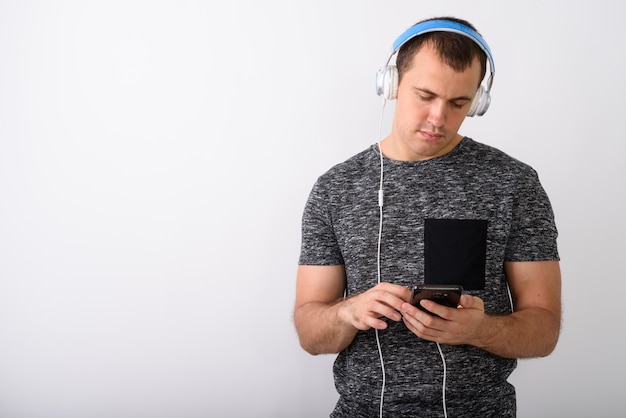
[537,332,560,358]
[293,300,352,355]
[298,339,324,356]
[293,310,323,355]
[535,343,556,358]
[295,331,319,355]
[296,332,343,356]
[535,314,562,358]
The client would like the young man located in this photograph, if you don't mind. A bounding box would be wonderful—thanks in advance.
[294,17,561,417]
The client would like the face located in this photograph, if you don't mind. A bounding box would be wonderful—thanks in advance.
[384,43,482,161]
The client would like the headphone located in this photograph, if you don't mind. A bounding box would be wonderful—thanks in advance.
[375,19,496,117]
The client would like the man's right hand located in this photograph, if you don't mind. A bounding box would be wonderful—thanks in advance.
[294,265,412,355]
[339,282,413,331]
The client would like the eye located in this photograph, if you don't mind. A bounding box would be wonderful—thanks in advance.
[419,95,434,102]
[451,101,469,109]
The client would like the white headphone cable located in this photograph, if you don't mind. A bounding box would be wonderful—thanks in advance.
[375,98,387,418]
[436,342,449,418]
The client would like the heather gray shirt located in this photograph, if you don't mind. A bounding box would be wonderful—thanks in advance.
[299,138,559,417]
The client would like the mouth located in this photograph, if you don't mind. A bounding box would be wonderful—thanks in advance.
[419,130,444,141]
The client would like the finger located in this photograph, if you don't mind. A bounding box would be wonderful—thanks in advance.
[369,300,402,322]
[402,315,442,341]
[368,289,410,315]
[376,282,413,302]
[402,305,437,330]
[459,294,484,311]
[364,316,389,330]
[458,294,474,308]
[419,300,455,320]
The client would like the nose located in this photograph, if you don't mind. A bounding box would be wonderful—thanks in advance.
[427,100,446,128]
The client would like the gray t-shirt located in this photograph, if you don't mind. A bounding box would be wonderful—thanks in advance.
[299,138,559,417]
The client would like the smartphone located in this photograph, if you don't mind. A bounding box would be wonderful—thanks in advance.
[411,284,463,316]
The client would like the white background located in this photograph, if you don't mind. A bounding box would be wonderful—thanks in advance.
[1,1,624,417]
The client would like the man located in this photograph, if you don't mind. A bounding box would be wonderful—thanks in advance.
[294,16,561,417]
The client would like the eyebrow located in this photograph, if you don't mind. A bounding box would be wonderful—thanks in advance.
[416,87,473,102]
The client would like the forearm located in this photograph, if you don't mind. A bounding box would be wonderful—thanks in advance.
[294,299,358,355]
[473,307,561,358]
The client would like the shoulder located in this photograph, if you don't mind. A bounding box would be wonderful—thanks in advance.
[460,138,538,179]
[303,145,378,209]
[315,145,379,186]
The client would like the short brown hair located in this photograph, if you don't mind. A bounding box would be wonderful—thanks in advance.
[395,17,487,88]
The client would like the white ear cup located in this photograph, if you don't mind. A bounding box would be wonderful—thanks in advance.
[383,66,398,100]
[376,65,398,100]
[467,85,491,117]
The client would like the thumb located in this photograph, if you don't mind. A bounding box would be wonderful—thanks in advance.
[459,294,477,309]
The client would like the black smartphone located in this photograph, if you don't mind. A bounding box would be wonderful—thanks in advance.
[411,284,463,316]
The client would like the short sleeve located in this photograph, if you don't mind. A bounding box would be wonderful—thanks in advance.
[504,169,560,261]
[298,177,345,265]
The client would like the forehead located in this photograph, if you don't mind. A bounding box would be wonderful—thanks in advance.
[404,44,482,94]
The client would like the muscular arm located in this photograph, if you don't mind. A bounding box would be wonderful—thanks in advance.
[402,260,561,359]
[473,260,562,358]
[293,265,412,355]
[293,265,355,355]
